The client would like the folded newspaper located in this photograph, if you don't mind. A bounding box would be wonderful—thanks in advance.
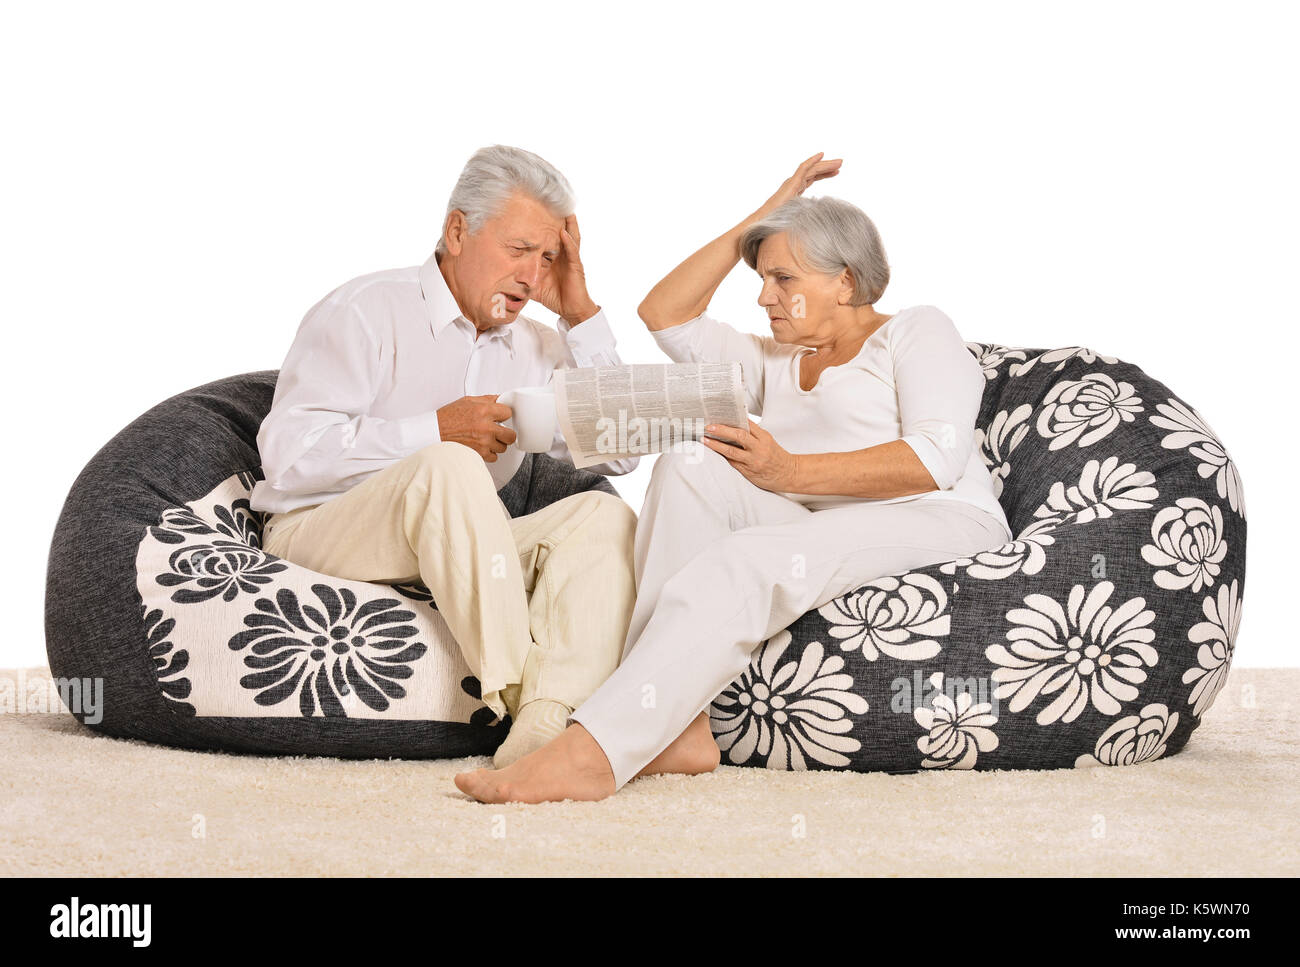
[552,362,749,468]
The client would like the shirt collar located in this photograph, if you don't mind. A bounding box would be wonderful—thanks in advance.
[419,252,515,355]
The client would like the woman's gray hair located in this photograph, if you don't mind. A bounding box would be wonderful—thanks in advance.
[436,145,576,255]
[739,196,890,305]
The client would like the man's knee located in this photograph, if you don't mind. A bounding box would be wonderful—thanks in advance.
[571,490,637,543]
[407,440,495,491]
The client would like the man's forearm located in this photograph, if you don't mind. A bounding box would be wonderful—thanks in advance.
[789,440,939,499]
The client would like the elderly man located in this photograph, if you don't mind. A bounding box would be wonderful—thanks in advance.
[251,145,639,767]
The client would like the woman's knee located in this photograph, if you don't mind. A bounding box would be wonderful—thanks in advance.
[658,534,764,602]
[922,504,1010,558]
[648,440,733,492]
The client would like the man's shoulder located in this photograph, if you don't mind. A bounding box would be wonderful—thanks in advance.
[317,265,420,310]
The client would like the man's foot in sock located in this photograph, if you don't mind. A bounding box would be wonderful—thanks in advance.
[491,699,573,769]
[455,722,617,804]
[635,711,721,778]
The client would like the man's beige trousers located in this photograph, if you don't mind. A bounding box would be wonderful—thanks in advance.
[261,441,636,723]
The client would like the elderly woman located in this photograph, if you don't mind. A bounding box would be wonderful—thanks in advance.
[455,153,1014,803]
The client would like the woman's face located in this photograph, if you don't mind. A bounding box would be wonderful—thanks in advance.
[754,232,850,346]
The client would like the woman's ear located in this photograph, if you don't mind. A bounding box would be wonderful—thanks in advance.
[837,268,857,306]
[443,210,467,257]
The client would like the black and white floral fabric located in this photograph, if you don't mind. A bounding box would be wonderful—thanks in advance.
[135,469,488,725]
[710,341,1246,773]
[46,361,1244,770]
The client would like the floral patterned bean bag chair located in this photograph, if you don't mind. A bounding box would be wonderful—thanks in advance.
[709,341,1246,773]
[44,371,617,758]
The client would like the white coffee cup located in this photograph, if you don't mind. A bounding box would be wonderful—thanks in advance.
[497,385,557,453]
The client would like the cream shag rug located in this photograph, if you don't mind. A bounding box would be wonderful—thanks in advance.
[2,666,1295,877]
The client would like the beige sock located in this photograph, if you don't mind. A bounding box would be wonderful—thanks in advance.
[498,683,523,720]
[492,699,573,769]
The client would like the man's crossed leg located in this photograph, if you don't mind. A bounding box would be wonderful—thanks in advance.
[262,440,636,766]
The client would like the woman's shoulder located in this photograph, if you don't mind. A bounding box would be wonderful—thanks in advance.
[886,305,961,342]
[893,304,955,325]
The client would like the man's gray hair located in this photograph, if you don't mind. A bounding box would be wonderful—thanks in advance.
[436,145,576,255]
[739,196,890,305]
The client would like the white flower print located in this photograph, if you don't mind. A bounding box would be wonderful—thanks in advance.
[1031,456,1159,525]
[1182,578,1241,717]
[1036,372,1144,450]
[914,672,999,769]
[819,574,950,662]
[1075,703,1179,766]
[976,403,1033,500]
[941,517,1062,580]
[1140,497,1227,592]
[986,581,1158,725]
[1149,398,1246,519]
[968,342,1029,380]
[1010,346,1120,377]
[711,632,869,770]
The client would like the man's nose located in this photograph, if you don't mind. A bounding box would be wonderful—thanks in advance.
[516,256,544,289]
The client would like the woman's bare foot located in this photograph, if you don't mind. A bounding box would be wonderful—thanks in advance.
[636,712,721,778]
[454,722,617,804]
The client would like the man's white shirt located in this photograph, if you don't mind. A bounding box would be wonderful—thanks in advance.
[250,253,638,514]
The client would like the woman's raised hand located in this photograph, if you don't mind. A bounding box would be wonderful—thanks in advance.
[639,153,840,332]
[763,152,843,212]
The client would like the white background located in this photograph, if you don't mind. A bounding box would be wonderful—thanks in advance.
[3,0,1293,668]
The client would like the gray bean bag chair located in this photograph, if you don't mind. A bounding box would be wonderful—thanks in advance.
[709,341,1246,773]
[46,342,1246,774]
[44,370,617,758]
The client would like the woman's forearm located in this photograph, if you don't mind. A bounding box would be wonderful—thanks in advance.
[637,206,771,332]
[789,440,940,499]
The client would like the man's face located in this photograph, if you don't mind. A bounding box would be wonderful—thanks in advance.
[443,191,565,329]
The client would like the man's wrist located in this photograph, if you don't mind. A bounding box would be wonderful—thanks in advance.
[561,301,601,326]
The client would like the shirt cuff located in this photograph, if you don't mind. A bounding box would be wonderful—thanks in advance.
[899,433,949,491]
[559,308,618,367]
[650,312,706,349]
[397,411,442,452]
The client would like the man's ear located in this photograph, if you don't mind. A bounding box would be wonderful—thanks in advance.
[443,210,467,257]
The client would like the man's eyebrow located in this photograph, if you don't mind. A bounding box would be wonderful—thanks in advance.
[506,238,561,257]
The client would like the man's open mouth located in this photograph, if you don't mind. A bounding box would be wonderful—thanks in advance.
[502,293,526,311]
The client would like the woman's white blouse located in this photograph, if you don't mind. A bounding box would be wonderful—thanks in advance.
[651,305,1011,531]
